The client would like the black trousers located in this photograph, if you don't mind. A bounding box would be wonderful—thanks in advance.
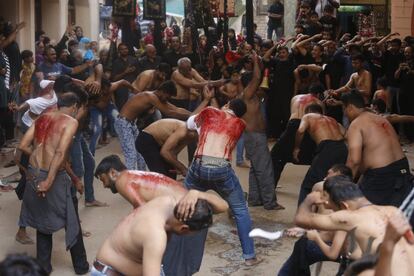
[36,196,89,274]
[0,107,14,143]
[135,131,176,179]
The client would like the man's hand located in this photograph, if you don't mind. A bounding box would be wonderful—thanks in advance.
[16,22,26,31]
[292,148,300,163]
[176,189,200,221]
[8,102,18,112]
[74,180,84,195]
[86,81,101,95]
[383,212,414,245]
[202,86,215,100]
[36,179,52,197]
[125,66,136,74]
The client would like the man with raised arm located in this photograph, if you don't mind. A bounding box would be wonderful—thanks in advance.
[342,90,413,206]
[293,103,348,204]
[114,80,191,170]
[18,93,89,274]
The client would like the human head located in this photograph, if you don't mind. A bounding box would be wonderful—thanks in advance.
[304,103,323,114]
[94,154,127,193]
[325,41,337,56]
[372,98,386,114]
[99,48,109,63]
[53,75,72,94]
[390,38,402,53]
[309,83,324,96]
[376,76,387,90]
[228,28,236,39]
[156,80,177,102]
[404,45,413,61]
[321,30,332,41]
[323,176,364,210]
[75,26,83,38]
[341,90,366,121]
[295,24,304,35]
[57,92,79,117]
[310,11,319,23]
[171,36,181,51]
[62,83,88,107]
[145,44,157,59]
[326,164,353,180]
[311,44,323,59]
[118,43,129,57]
[68,40,79,53]
[227,98,247,117]
[323,4,334,16]
[298,68,310,80]
[21,50,34,64]
[230,69,241,84]
[177,57,192,76]
[278,46,289,60]
[172,199,213,233]
[155,63,171,82]
[0,253,48,276]
[44,46,57,63]
[351,53,364,71]
[299,1,311,16]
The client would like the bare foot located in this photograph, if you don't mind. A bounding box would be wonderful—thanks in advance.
[285,227,305,238]
[236,161,250,168]
[244,257,263,266]
[16,230,34,245]
[82,230,92,237]
[85,200,109,207]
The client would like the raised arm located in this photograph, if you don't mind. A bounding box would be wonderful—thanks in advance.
[172,71,224,90]
[243,51,261,100]
[386,114,414,124]
[376,32,400,47]
[111,79,138,94]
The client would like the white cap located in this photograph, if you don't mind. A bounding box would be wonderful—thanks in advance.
[40,80,55,89]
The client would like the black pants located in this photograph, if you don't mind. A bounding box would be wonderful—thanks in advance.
[136,131,176,179]
[36,196,89,274]
[270,119,316,187]
[298,140,348,205]
[0,107,14,143]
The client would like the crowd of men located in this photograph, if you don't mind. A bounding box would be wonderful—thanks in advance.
[1,0,414,275]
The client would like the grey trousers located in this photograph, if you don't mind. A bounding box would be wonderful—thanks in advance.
[244,131,277,208]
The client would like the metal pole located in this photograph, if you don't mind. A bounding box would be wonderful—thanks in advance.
[245,0,254,45]
[223,0,229,52]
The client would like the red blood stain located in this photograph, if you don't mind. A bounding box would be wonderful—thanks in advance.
[195,107,245,158]
[34,115,54,144]
[298,94,317,107]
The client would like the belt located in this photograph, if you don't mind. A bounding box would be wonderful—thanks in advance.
[194,155,230,167]
[117,115,136,125]
[93,260,124,276]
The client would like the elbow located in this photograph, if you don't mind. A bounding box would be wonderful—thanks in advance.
[215,200,229,214]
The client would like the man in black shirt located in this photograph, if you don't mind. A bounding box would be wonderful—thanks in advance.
[162,36,184,70]
[138,44,162,73]
[111,43,140,109]
[267,0,284,40]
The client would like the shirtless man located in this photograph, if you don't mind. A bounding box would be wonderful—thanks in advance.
[293,103,348,204]
[93,154,228,276]
[219,69,243,101]
[241,51,283,210]
[170,57,224,109]
[17,93,89,274]
[93,195,227,276]
[293,64,323,95]
[88,78,138,155]
[270,83,324,189]
[330,54,372,104]
[342,90,413,206]
[114,80,190,170]
[372,98,414,124]
[185,99,260,266]
[132,63,171,92]
[295,176,414,276]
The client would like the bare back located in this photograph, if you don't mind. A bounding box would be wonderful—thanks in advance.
[96,197,173,275]
[29,112,77,170]
[143,119,185,146]
[171,70,191,100]
[290,94,322,119]
[117,170,187,208]
[347,112,404,172]
[306,114,344,144]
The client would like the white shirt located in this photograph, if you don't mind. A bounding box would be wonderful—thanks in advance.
[21,92,57,127]
[315,0,340,18]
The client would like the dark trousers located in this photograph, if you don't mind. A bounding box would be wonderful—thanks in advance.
[0,107,14,143]
[136,131,176,179]
[36,196,88,274]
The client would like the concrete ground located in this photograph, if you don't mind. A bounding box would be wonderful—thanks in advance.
[1,139,413,276]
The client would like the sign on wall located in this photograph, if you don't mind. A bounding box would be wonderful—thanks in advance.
[143,0,166,20]
[113,0,137,17]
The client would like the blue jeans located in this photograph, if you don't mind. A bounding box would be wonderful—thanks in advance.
[114,116,147,170]
[267,25,283,40]
[89,104,118,155]
[184,160,255,259]
[70,132,95,202]
[236,133,245,164]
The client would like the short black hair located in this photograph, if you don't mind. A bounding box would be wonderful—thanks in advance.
[57,92,79,108]
[324,4,334,13]
[44,45,55,55]
[156,63,172,78]
[372,99,386,114]
[0,253,48,276]
[323,176,364,207]
[101,77,112,90]
[54,75,73,94]
[298,68,310,80]
[390,38,402,47]
[309,83,325,95]
[229,98,247,118]
[330,164,353,179]
[117,42,128,50]
[351,53,364,62]
[63,84,88,106]
[376,76,388,88]
[95,155,127,178]
[158,80,177,96]
[240,71,253,88]
[21,50,33,60]
[341,90,365,108]
[310,11,319,17]
[305,103,323,114]
[174,199,213,231]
